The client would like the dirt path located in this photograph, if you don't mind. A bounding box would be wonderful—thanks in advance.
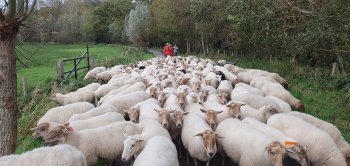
[149,50,164,58]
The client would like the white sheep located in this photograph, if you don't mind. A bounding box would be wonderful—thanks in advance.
[267,114,346,166]
[44,121,142,165]
[117,82,146,95]
[83,66,106,80]
[266,95,292,112]
[32,112,125,139]
[132,136,179,166]
[97,84,131,106]
[100,91,150,115]
[215,66,239,84]
[287,111,350,159]
[242,117,309,166]
[0,144,87,166]
[76,83,101,92]
[68,105,125,121]
[36,102,94,125]
[217,60,226,66]
[181,113,219,166]
[217,80,233,94]
[121,118,171,161]
[127,98,161,123]
[224,64,245,74]
[230,93,281,111]
[215,118,286,166]
[240,104,279,123]
[52,91,95,105]
[234,82,264,96]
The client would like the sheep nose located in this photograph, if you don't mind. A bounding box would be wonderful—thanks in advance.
[176,124,182,128]
[223,101,227,104]
[237,115,242,120]
[121,157,126,162]
[208,152,214,157]
[210,123,216,128]
[132,120,136,123]
[163,123,168,128]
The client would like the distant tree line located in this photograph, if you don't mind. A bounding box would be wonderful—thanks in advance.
[19,0,349,70]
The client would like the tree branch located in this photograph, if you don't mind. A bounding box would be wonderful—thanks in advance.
[4,0,16,22]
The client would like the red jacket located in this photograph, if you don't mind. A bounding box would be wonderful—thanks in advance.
[163,45,173,56]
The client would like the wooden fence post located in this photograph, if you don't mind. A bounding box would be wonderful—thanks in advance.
[57,60,64,80]
[22,77,27,97]
[331,62,337,76]
[88,56,95,70]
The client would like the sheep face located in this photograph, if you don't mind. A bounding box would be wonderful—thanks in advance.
[127,108,139,123]
[170,111,189,128]
[261,106,279,121]
[148,86,159,99]
[200,89,209,102]
[155,108,170,129]
[204,79,211,86]
[192,80,201,93]
[121,135,143,162]
[200,109,222,129]
[194,130,218,158]
[157,92,167,107]
[44,124,70,144]
[174,92,188,109]
[31,123,50,139]
[265,141,285,166]
[285,144,310,166]
[226,103,242,119]
[296,102,305,112]
[217,92,228,105]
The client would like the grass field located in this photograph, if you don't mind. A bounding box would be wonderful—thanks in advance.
[16,43,152,92]
[14,45,350,163]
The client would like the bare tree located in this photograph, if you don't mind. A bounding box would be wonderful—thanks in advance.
[0,0,36,155]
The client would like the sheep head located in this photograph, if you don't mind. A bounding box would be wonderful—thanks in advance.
[285,143,310,166]
[265,141,286,166]
[200,89,209,102]
[127,107,140,123]
[31,122,50,139]
[200,109,222,129]
[174,91,188,109]
[155,108,170,129]
[261,105,279,121]
[296,102,305,112]
[217,91,228,105]
[194,130,218,158]
[148,86,159,99]
[44,123,72,144]
[170,110,189,128]
[157,91,167,108]
[121,134,144,162]
[226,102,242,120]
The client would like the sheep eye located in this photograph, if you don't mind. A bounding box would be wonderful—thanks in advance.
[131,144,135,148]
[271,152,275,157]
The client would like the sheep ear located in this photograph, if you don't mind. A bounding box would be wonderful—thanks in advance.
[216,111,223,114]
[286,149,296,154]
[154,108,160,112]
[200,109,207,113]
[137,138,144,142]
[194,132,203,137]
[30,127,38,131]
[183,112,189,115]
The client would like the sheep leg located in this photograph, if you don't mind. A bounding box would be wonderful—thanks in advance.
[194,159,198,166]
[186,151,190,166]
[206,160,210,166]
[221,156,225,166]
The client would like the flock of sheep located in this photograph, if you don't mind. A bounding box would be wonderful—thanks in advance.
[1,56,349,166]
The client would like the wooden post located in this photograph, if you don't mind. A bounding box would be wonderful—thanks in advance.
[88,56,94,70]
[57,60,64,81]
[74,59,78,79]
[22,77,27,97]
[331,62,337,76]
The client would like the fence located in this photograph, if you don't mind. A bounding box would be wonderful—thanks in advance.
[56,45,94,80]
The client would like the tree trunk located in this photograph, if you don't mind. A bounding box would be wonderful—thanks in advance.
[201,36,206,55]
[0,23,19,156]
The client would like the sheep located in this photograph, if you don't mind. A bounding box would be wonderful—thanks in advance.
[250,77,304,110]
[224,64,245,74]
[267,114,346,166]
[157,91,168,108]
[240,104,279,123]
[0,144,87,166]
[168,110,189,140]
[216,102,242,123]
[97,84,131,105]
[166,91,188,110]
[231,93,281,111]
[117,82,146,95]
[217,60,226,66]
[145,85,160,98]
[206,93,228,105]
[31,112,125,139]
[68,105,125,121]
[100,91,150,115]
[52,91,95,105]
[217,80,233,94]
[181,113,219,166]
[237,72,254,84]
[127,98,160,123]
[76,83,101,92]
[235,82,264,96]
[215,66,239,84]
[266,95,292,112]
[83,66,106,80]
[132,136,179,166]
[185,102,222,130]
[94,68,123,81]
[36,102,94,125]
[44,121,142,165]
[287,111,350,159]
[245,69,288,88]
[121,118,171,162]
[205,72,221,88]
[242,117,309,166]
[215,118,286,166]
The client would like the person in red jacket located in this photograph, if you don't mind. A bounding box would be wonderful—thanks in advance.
[163,43,173,57]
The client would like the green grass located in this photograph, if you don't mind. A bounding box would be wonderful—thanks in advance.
[15,43,153,154]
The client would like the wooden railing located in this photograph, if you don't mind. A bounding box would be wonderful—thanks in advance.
[56,45,94,80]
